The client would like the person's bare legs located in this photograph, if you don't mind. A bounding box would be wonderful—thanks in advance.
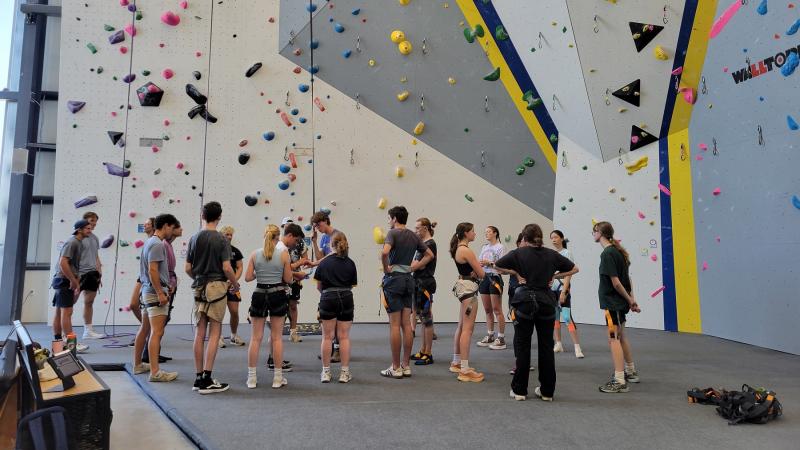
[134,313,151,367]
[147,315,168,375]
[554,320,563,343]
[337,321,352,367]
[204,319,222,371]
[491,294,504,335]
[82,290,98,329]
[53,308,63,337]
[480,294,494,336]
[193,315,208,374]
[228,301,240,337]
[400,307,413,368]
[387,311,402,369]
[289,300,299,330]
[459,299,478,364]
[269,316,284,372]
[421,324,433,354]
[567,320,581,346]
[60,306,74,337]
[321,319,336,366]
[247,317,266,367]
[619,324,633,363]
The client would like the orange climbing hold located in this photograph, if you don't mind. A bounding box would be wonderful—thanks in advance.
[314,97,326,111]
[289,152,298,168]
[280,112,292,127]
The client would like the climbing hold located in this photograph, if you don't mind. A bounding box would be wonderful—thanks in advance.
[67,101,86,114]
[463,24,485,43]
[162,68,174,79]
[278,180,290,190]
[448,77,456,85]
[395,166,405,178]
[245,62,263,78]
[238,152,250,165]
[483,67,501,81]
[377,197,387,209]
[702,261,709,271]
[390,30,406,44]
[787,18,800,35]
[629,22,664,52]
[298,117,307,124]
[86,43,97,54]
[625,156,649,174]
[192,71,202,80]
[781,52,799,76]
[658,184,672,196]
[307,3,318,12]
[280,112,293,127]
[352,8,361,15]
[679,87,697,105]
[160,11,180,26]
[293,66,302,74]
[523,157,535,167]
[136,82,164,107]
[244,195,258,207]
[515,165,525,175]
[373,226,385,245]
[342,49,352,58]
[74,195,97,208]
[464,194,474,202]
[612,79,641,107]
[397,90,410,102]
[494,25,509,41]
[549,134,559,144]
[398,41,413,55]
[712,187,721,196]
[609,187,617,193]
[650,286,666,298]
[637,211,646,220]
[238,139,248,147]
[299,83,310,93]
[630,126,658,151]
[152,190,162,199]
[124,24,136,37]
[153,168,161,175]
[314,97,326,111]
[709,0,744,39]
[108,30,125,45]
[103,162,130,177]
[560,206,566,211]
[309,39,319,50]
[290,108,299,116]
[101,235,115,249]
[262,132,276,142]
[792,195,800,209]
[522,90,542,110]
[307,65,320,74]
[289,152,298,168]
[413,121,425,135]
[653,45,669,60]
[133,240,145,249]
[368,59,376,67]
[176,162,184,169]
[279,164,291,174]
[334,22,345,33]
[185,84,207,104]
[757,0,768,15]
[788,115,799,130]
[119,46,128,55]
[107,131,124,146]
[672,67,684,76]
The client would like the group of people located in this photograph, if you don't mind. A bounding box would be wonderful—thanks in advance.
[52,201,641,400]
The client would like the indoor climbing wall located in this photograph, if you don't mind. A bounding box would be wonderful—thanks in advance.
[686,0,800,355]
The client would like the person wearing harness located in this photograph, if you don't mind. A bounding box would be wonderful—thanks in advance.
[380,206,434,379]
[133,214,180,382]
[186,202,240,395]
[244,224,299,389]
[78,211,104,340]
[410,218,437,366]
[51,219,92,354]
[282,217,310,344]
[219,225,246,348]
[477,226,507,350]
[593,221,641,394]
[314,232,357,383]
[161,220,182,362]
[495,224,578,401]
[449,222,487,383]
[310,211,342,363]
[550,230,584,359]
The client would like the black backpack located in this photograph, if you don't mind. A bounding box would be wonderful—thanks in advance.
[687,384,782,425]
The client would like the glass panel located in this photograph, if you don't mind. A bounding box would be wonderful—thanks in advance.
[33,150,55,197]
[0,100,18,268]
[1,0,24,92]
[27,202,53,265]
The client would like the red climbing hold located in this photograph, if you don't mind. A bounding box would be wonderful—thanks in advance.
[314,97,326,112]
[280,112,293,127]
[293,66,302,74]
[289,152,298,168]
[288,174,297,182]
[120,46,128,54]
[152,190,162,199]
[161,11,181,26]
[162,68,174,79]
[268,17,275,23]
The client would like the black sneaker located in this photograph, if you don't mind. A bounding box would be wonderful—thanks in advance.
[599,379,629,393]
[331,349,341,363]
[268,359,293,372]
[197,378,230,395]
[192,377,201,391]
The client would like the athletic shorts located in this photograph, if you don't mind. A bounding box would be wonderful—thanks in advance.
[288,283,302,301]
[250,289,289,318]
[381,273,414,313]
[558,306,575,325]
[51,277,76,308]
[604,309,627,338]
[226,290,242,302]
[79,271,101,292]
[478,274,504,295]
[319,290,354,321]
[140,292,169,317]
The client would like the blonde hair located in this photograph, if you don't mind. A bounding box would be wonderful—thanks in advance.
[263,224,280,259]
[331,231,349,257]
[220,225,235,235]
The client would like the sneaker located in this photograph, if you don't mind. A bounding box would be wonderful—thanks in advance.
[76,343,89,353]
[246,373,257,389]
[414,354,433,365]
[338,369,352,383]
[489,337,507,350]
[509,367,516,375]
[410,351,424,360]
[192,378,201,391]
[509,389,526,401]
[449,362,462,373]
[599,379,629,393]
[457,368,485,383]
[198,378,230,395]
[321,370,332,383]
[476,334,494,347]
[380,366,403,379]
[625,370,640,383]
[401,366,412,377]
[553,341,564,353]
[575,348,585,359]
[83,329,105,339]
[331,349,341,363]
[290,331,302,343]
[218,337,226,348]
[268,358,293,372]
[149,370,178,382]
[133,363,150,374]
[272,376,288,389]
[432,332,438,340]
[230,335,246,346]
[534,386,553,402]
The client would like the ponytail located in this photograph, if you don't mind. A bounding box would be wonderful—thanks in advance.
[450,222,474,258]
[263,224,280,259]
[417,217,436,237]
[331,231,349,257]
[521,223,544,247]
[595,221,630,265]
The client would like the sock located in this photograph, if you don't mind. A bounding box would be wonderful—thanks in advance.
[322,366,331,372]
[203,370,212,380]
[248,367,256,376]
[497,333,504,339]
[625,362,636,373]
[614,371,626,385]
[460,360,470,372]
[341,366,349,372]
[54,334,62,340]
[274,368,283,379]
[290,328,297,334]
[487,330,494,337]
[452,354,460,364]
[85,324,93,332]
[574,344,582,351]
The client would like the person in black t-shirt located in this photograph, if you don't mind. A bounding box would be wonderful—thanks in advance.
[496,224,578,401]
[410,217,438,365]
[593,221,641,394]
[219,226,246,348]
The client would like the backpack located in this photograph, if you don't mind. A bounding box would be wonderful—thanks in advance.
[688,384,782,425]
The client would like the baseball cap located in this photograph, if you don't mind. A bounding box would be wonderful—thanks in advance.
[73,219,91,235]
[281,217,294,227]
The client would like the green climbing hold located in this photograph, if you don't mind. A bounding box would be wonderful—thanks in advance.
[112,76,118,81]
[465,194,474,202]
[523,157,535,167]
[561,206,567,211]
[522,91,542,110]
[123,160,132,169]
[562,26,567,33]
[464,128,469,133]
[549,133,559,143]
[72,124,77,128]
[162,135,170,141]
[119,241,130,247]
[515,165,526,175]
[87,43,97,54]
[530,47,536,52]
[463,24,485,43]
[483,67,501,81]
[504,235,511,243]
[495,25,509,41]
[104,24,115,32]
[96,66,104,74]
[136,11,143,20]
[142,69,151,76]
[582,165,588,170]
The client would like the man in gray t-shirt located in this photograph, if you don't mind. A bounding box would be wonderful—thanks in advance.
[78,212,105,339]
[186,231,232,288]
[51,219,93,351]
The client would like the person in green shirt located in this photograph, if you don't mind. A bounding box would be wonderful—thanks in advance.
[593,221,640,394]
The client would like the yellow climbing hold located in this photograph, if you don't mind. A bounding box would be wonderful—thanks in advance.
[400,76,408,83]
[619,108,628,113]
[398,40,413,55]
[398,0,410,6]
[609,187,617,193]
[448,77,456,85]
[413,121,425,135]
[653,45,669,61]
[411,139,418,145]
[377,197,388,209]
[397,90,410,102]
[395,166,405,177]
[591,218,598,226]
[390,30,406,44]
[625,156,649,174]
[369,59,376,67]
[373,226,386,244]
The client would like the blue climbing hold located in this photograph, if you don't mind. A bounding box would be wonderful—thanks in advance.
[759,96,765,102]
[279,164,291,174]
[342,49,352,58]
[299,117,307,123]
[310,39,319,50]
[351,8,361,15]
[306,3,317,12]
[307,65,320,74]
[320,207,331,215]
[328,17,334,23]
[757,0,768,15]
[792,195,800,210]
[263,131,275,141]
[781,51,799,76]
[290,108,299,116]
[304,224,312,232]
[787,18,800,35]
[788,115,799,130]
[334,23,345,33]
[298,83,309,93]
[278,180,290,190]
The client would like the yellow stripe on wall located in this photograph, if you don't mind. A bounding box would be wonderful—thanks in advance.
[455,0,557,172]
[667,1,718,333]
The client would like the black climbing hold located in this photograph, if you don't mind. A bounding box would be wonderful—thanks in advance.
[244,195,258,206]
[612,79,641,107]
[188,104,204,119]
[136,82,164,107]
[199,107,217,123]
[629,22,664,53]
[245,62,263,78]
[185,83,207,104]
[107,131,124,145]
[238,152,250,165]
[193,71,202,80]
[630,125,659,152]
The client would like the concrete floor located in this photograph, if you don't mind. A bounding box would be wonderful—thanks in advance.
[7,322,800,449]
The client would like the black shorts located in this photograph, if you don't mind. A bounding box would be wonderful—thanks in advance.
[249,289,289,318]
[479,274,504,295]
[79,271,101,292]
[288,283,301,301]
[51,277,76,308]
[226,290,242,302]
[381,273,414,313]
[319,291,354,321]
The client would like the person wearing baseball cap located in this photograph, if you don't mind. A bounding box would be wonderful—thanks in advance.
[51,219,93,353]
[281,217,294,227]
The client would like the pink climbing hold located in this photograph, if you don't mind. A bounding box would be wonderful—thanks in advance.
[314,97,326,112]
[163,119,170,126]
[161,11,181,26]
[128,211,136,218]
[637,211,646,219]
[179,1,188,9]
[631,136,640,144]
[124,24,137,37]
[152,145,160,153]
[650,286,666,298]
[723,67,729,73]
[280,111,293,127]
[288,173,297,182]
[702,261,709,271]
[134,240,145,249]
[147,84,160,93]
[658,183,672,196]
[696,155,704,161]
[120,0,129,6]
[120,46,128,54]
[650,254,658,262]
[176,162,184,169]
[679,87,697,105]
[712,187,721,196]
[671,67,684,75]
[294,49,302,56]
[698,143,708,151]
[195,51,202,57]
[709,0,744,39]
[715,236,721,243]
[111,111,118,117]
[152,190,161,199]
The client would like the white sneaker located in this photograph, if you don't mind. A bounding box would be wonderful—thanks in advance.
[272,376,288,389]
[380,366,403,379]
[338,369,352,383]
[553,342,564,353]
[534,386,553,402]
[246,373,257,389]
[218,337,226,348]
[230,335,246,346]
[76,343,89,353]
[477,334,494,347]
[83,329,105,339]
[575,347,585,359]
[321,369,332,383]
[290,331,302,343]
[489,337,507,350]
[509,389,526,401]
[149,370,178,382]
[133,363,150,374]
